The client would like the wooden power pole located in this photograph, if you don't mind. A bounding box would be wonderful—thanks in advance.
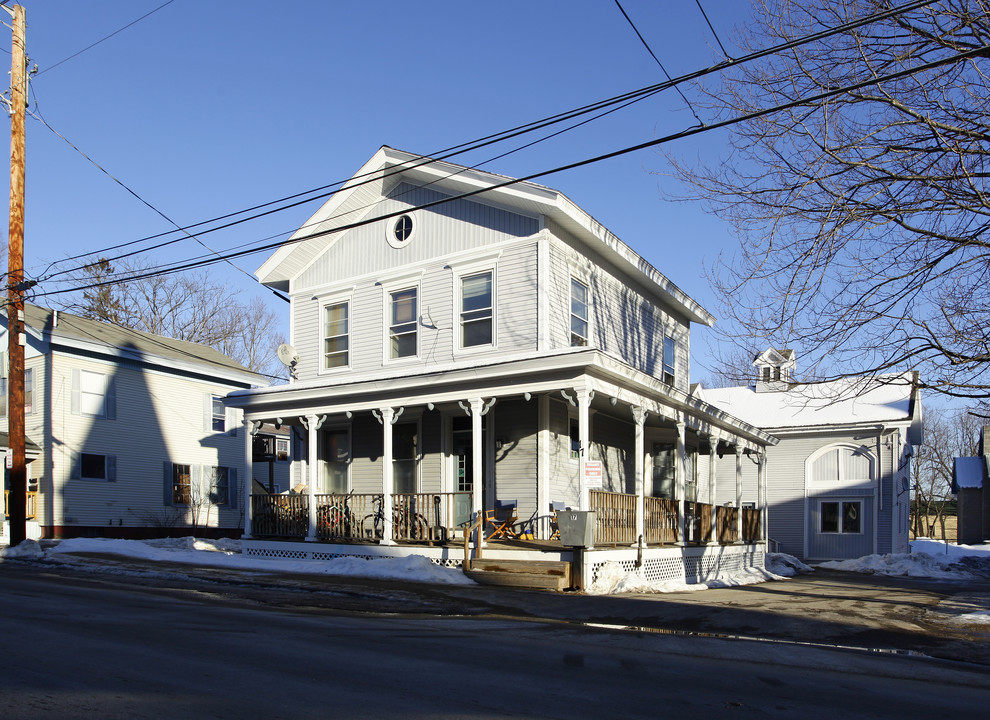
[6,4,27,546]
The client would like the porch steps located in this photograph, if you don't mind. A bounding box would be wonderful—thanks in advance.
[465,559,572,591]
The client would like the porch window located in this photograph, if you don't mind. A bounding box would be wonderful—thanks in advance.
[460,271,493,348]
[323,302,350,369]
[570,278,589,347]
[172,463,191,505]
[651,442,675,498]
[393,423,418,494]
[275,437,290,461]
[820,501,862,534]
[662,335,676,385]
[323,429,350,494]
[389,287,418,359]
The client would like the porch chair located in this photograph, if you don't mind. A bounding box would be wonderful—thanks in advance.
[548,501,566,540]
[485,499,519,540]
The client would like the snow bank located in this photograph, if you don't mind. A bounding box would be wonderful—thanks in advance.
[587,560,787,595]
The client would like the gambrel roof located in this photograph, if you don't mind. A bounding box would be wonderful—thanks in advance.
[256,146,715,326]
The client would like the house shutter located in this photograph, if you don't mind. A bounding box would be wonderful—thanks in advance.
[226,406,238,437]
[228,467,238,509]
[106,376,116,420]
[203,393,213,433]
[163,461,173,505]
[106,455,117,482]
[71,368,80,415]
[191,464,202,505]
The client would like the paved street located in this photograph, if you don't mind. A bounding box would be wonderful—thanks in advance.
[2,559,989,718]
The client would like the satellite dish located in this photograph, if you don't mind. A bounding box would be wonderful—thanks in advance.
[276,343,299,366]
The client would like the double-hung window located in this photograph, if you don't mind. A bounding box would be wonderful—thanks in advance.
[323,429,350,494]
[460,271,493,348]
[172,463,191,505]
[80,370,108,417]
[392,423,418,494]
[0,368,33,416]
[210,466,230,505]
[662,335,676,386]
[211,395,225,431]
[389,287,418,359]
[323,301,350,370]
[570,278,589,347]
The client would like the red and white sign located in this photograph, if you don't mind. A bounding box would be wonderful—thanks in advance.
[583,460,603,489]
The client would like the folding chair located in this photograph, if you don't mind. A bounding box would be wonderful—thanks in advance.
[485,499,518,540]
[549,501,566,540]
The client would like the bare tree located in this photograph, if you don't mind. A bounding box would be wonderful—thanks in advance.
[56,257,286,380]
[665,0,990,398]
[911,405,981,539]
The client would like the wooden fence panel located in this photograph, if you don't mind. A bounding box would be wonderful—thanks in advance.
[644,496,678,545]
[589,490,637,545]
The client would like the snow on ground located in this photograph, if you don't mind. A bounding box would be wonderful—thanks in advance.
[819,538,990,581]
[0,536,475,586]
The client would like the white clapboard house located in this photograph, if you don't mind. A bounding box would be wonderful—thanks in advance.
[1,304,263,540]
[226,146,779,588]
[701,349,922,562]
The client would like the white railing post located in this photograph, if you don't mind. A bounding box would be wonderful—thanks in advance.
[735,446,744,543]
[708,432,719,545]
[306,414,319,542]
[676,421,686,545]
[631,406,646,546]
[242,416,254,539]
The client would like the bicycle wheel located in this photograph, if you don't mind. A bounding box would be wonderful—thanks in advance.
[361,513,383,540]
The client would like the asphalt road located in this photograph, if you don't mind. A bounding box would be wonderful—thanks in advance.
[2,557,990,718]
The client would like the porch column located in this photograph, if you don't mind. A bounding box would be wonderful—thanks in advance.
[577,388,593,511]
[631,406,647,545]
[242,417,254,539]
[758,451,768,546]
[306,414,319,542]
[675,421,686,545]
[708,432,718,545]
[468,398,485,547]
[378,407,396,546]
[735,446,744,543]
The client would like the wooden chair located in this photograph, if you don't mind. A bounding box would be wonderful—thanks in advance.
[485,499,518,540]
[549,501,566,540]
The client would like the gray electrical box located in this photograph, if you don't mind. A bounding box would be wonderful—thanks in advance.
[557,510,596,548]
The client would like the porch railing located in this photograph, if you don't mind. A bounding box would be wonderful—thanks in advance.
[389,492,471,543]
[742,507,761,542]
[644,496,678,545]
[589,489,637,545]
[251,493,308,538]
[716,505,738,544]
[4,490,38,521]
[685,501,713,544]
[315,493,377,541]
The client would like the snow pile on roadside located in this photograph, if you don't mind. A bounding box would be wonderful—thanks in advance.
[817,539,990,580]
[2,536,475,585]
[765,553,813,577]
[587,560,787,595]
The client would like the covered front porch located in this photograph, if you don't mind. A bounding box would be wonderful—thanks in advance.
[227,349,775,587]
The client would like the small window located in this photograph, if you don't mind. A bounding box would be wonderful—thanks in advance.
[569,417,580,461]
[662,335,675,385]
[81,453,107,481]
[1,369,33,416]
[173,463,191,505]
[389,287,418,359]
[323,302,350,369]
[210,466,230,506]
[461,271,493,348]
[211,396,225,432]
[275,438,290,461]
[820,501,862,534]
[570,278,589,347]
[393,215,413,243]
[80,370,107,417]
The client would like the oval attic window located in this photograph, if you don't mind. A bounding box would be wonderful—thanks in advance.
[393,215,413,243]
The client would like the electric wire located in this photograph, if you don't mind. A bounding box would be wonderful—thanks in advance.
[32,0,939,285]
[32,38,985,301]
[37,0,177,76]
[695,0,731,59]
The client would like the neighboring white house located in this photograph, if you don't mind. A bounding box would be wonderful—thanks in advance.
[701,349,923,562]
[1,304,264,540]
[953,425,990,545]
[226,146,779,585]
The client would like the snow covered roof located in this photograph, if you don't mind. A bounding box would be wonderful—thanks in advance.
[954,456,986,490]
[703,373,919,432]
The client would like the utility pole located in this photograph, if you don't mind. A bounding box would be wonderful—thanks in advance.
[5,4,27,546]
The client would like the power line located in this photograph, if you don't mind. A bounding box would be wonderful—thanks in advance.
[37,0,177,76]
[695,0,730,59]
[34,0,938,284]
[613,0,705,125]
[32,0,940,291]
[34,38,985,302]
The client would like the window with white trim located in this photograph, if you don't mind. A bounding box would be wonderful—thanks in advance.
[570,278,589,347]
[80,369,108,417]
[322,429,350,494]
[210,466,230,505]
[661,335,676,385]
[389,287,418,359]
[820,500,862,534]
[323,301,350,369]
[393,423,418,494]
[173,463,191,505]
[81,453,108,481]
[460,271,493,348]
[211,395,225,432]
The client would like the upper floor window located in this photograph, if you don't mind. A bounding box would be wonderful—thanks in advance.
[0,367,32,416]
[323,301,350,369]
[460,271,493,348]
[387,214,416,248]
[80,370,108,417]
[662,335,676,386]
[570,278,589,347]
[389,287,418,359]
[211,395,225,432]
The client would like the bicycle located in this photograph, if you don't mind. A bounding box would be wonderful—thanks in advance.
[317,491,356,540]
[361,494,430,541]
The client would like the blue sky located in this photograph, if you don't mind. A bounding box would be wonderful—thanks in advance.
[7,0,752,381]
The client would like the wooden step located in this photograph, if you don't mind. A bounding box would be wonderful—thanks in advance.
[465,558,572,591]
